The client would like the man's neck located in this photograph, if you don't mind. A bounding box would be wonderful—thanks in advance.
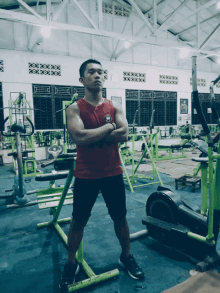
[84,90,103,104]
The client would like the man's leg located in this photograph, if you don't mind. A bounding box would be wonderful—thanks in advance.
[113,216,131,258]
[67,218,88,263]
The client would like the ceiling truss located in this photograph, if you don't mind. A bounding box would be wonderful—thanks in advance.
[0,0,219,62]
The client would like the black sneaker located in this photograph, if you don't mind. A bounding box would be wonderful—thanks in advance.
[118,254,145,280]
[59,262,80,291]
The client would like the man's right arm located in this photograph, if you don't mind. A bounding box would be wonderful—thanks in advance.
[66,104,116,147]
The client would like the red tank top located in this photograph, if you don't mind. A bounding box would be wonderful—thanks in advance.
[73,98,123,179]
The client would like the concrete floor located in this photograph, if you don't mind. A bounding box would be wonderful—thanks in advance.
[1,147,220,293]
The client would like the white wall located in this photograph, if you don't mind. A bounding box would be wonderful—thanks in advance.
[1,48,220,127]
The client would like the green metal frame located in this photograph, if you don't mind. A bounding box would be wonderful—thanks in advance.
[8,99,42,177]
[62,94,78,153]
[37,161,119,292]
[187,144,220,245]
[153,131,194,161]
[120,132,163,193]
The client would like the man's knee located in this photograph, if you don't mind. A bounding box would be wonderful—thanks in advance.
[112,215,126,223]
[72,217,88,228]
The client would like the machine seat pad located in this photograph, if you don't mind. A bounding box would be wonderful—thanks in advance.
[57,153,77,159]
[192,157,216,163]
[35,171,69,181]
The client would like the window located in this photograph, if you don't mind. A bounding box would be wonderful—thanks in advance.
[33,84,107,130]
[126,89,177,127]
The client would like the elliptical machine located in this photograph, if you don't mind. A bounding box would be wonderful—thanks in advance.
[142,56,220,272]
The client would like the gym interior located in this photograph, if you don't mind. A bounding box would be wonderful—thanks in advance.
[1,1,220,293]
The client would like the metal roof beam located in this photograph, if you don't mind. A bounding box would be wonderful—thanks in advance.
[29,0,69,51]
[127,0,154,34]
[47,0,51,21]
[98,0,103,30]
[16,0,47,24]
[28,0,41,50]
[175,13,220,36]
[70,0,98,30]
[163,0,219,31]
[153,0,157,32]
[155,0,191,35]
[69,0,111,56]
[145,0,172,15]
[111,11,133,59]
[2,7,220,57]
[196,0,200,50]
[52,0,69,21]
[199,21,220,50]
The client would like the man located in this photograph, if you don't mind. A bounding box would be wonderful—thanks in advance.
[59,59,145,290]
[185,121,190,134]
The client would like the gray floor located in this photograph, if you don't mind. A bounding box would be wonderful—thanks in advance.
[1,149,220,293]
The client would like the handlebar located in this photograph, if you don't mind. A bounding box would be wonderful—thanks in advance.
[210,76,220,128]
[150,109,155,134]
[212,76,220,86]
[1,116,34,137]
[192,56,212,143]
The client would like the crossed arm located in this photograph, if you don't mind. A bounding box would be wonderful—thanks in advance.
[104,102,129,143]
[66,102,129,146]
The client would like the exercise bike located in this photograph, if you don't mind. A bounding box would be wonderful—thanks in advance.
[142,56,220,272]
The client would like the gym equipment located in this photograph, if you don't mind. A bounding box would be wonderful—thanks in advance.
[42,145,63,168]
[120,109,163,192]
[152,131,193,161]
[142,56,220,272]
[36,154,120,292]
[0,92,43,207]
[56,93,78,153]
[0,116,37,207]
[1,92,41,177]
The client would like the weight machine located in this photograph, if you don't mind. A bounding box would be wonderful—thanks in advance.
[0,92,44,208]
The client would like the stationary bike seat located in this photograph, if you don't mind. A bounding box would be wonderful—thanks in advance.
[11,124,26,133]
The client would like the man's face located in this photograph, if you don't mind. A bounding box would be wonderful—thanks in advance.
[79,63,105,92]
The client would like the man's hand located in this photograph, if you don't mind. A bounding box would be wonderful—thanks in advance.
[103,125,128,143]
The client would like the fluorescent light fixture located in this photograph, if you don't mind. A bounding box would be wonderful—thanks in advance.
[124,41,131,49]
[40,26,51,38]
[178,48,190,59]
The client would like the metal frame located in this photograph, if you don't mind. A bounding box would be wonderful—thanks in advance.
[37,162,120,292]
[0,0,219,62]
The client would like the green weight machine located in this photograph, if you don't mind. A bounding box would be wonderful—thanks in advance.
[152,130,194,161]
[7,94,42,177]
[60,93,78,154]
[120,131,163,193]
[120,109,163,192]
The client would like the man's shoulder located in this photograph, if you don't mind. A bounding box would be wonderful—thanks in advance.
[110,99,122,111]
[66,102,80,116]
[68,102,78,109]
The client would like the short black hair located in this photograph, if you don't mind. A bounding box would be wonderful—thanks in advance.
[79,59,102,78]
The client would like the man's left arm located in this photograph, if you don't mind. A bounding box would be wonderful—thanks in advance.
[105,102,129,143]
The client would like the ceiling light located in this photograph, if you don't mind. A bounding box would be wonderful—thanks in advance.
[178,48,190,59]
[217,2,220,9]
[40,26,51,38]
[124,41,131,49]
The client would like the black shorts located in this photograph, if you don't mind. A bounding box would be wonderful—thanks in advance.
[72,174,127,222]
